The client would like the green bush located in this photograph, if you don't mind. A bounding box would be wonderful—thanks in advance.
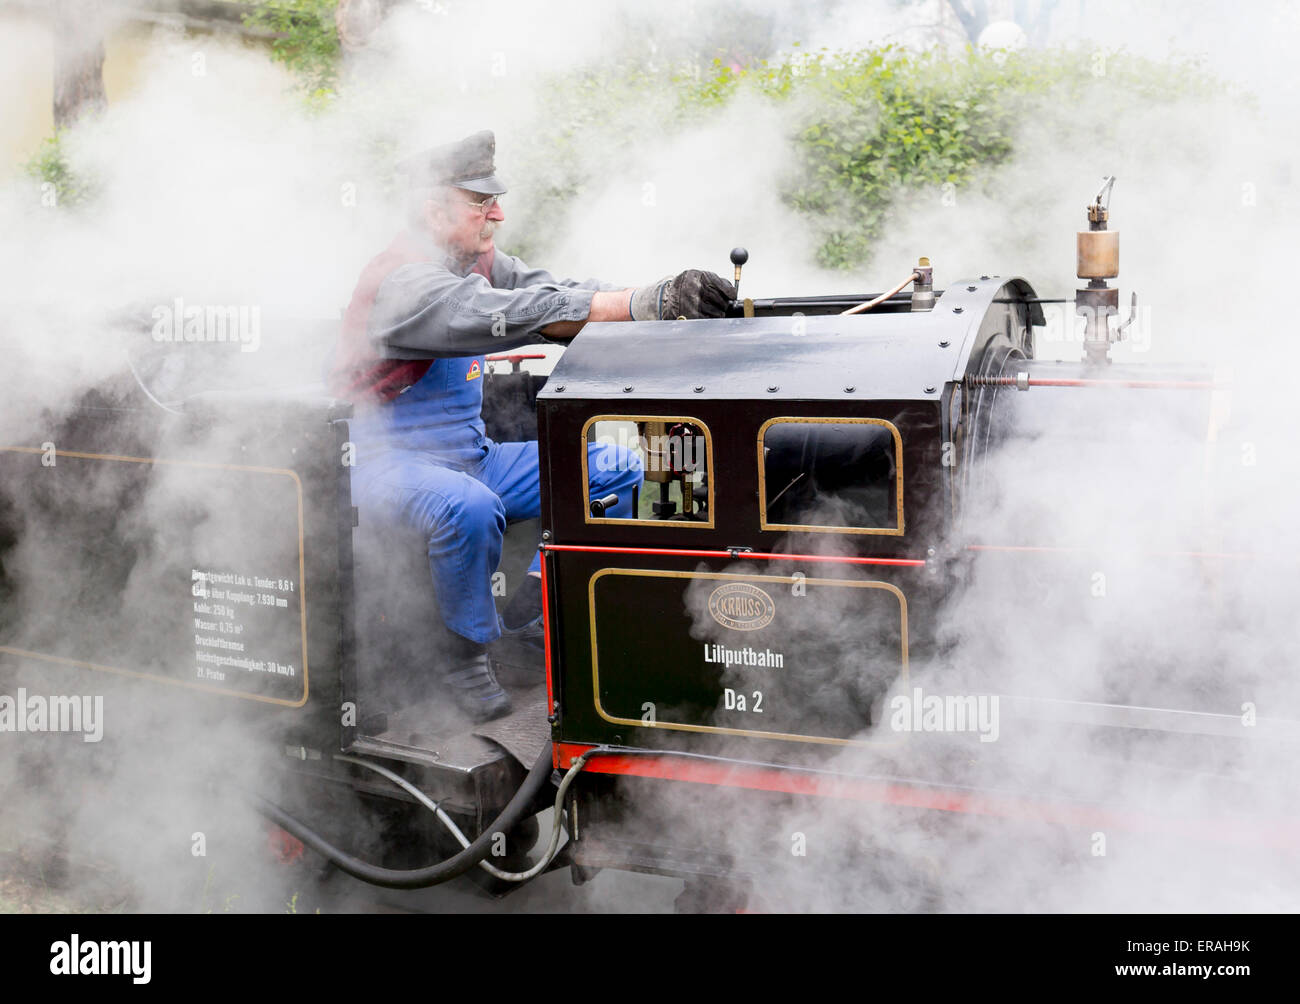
[243,0,341,104]
[22,15,1235,268]
[220,12,1239,269]
[517,44,1234,269]
[23,132,95,209]
[697,46,1229,268]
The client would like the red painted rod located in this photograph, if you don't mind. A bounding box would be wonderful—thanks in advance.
[550,743,1300,848]
[1032,377,1217,389]
[540,545,555,717]
[968,375,1220,390]
[540,543,926,567]
[968,544,1258,560]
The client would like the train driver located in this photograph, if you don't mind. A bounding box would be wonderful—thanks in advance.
[330,130,734,722]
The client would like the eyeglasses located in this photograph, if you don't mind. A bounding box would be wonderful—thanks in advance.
[463,194,501,214]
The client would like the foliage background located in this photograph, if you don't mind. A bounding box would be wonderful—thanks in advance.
[26,0,1238,272]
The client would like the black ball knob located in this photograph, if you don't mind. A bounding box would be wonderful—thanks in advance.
[729,247,749,267]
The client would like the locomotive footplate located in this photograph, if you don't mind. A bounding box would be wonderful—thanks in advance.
[345,684,548,822]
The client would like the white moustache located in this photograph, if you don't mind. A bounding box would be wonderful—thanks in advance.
[479,221,499,240]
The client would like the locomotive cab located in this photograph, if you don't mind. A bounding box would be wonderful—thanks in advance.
[538,273,1039,755]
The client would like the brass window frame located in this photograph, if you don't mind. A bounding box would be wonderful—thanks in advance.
[757,416,905,536]
[581,414,715,529]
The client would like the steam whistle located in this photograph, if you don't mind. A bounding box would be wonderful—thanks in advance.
[730,247,754,317]
[1076,177,1127,365]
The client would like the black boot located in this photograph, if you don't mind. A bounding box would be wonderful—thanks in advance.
[501,573,542,631]
[491,573,546,682]
[443,633,512,723]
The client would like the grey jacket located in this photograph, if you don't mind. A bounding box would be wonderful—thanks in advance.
[369,237,626,359]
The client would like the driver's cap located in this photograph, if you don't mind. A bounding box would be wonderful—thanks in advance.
[398,130,507,195]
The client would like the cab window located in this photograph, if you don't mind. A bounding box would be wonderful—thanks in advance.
[583,416,713,527]
[759,417,903,534]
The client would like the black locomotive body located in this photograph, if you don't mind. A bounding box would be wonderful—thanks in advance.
[537,281,1030,754]
[0,252,1292,902]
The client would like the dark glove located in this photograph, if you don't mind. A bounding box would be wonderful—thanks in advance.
[630,269,736,321]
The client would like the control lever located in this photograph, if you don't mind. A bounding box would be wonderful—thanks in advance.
[589,493,619,517]
[729,247,752,318]
[729,247,748,299]
[1115,290,1139,336]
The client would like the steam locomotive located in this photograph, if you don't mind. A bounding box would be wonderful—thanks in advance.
[1,182,1292,906]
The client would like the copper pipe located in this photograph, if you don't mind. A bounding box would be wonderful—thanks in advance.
[840,271,922,316]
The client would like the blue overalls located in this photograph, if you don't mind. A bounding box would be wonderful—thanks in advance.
[350,354,642,643]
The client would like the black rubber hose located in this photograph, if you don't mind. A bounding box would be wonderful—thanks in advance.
[250,745,555,890]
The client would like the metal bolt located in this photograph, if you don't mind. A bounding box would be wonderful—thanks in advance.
[953,307,964,314]
[939,340,950,348]
[924,386,936,394]
[980,275,990,280]
[767,385,779,393]
[541,530,551,541]
[927,547,937,557]
[844,385,855,393]
[693,385,704,393]
[554,385,565,392]
[966,285,977,292]
[623,386,633,393]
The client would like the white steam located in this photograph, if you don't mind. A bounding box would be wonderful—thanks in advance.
[0,0,1297,912]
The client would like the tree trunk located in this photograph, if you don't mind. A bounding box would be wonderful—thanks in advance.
[51,0,107,129]
[948,0,990,44]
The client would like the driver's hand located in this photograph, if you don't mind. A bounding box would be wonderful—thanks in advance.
[662,269,735,319]
[630,270,736,320]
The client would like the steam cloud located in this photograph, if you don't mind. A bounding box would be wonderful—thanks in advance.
[0,0,1297,911]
